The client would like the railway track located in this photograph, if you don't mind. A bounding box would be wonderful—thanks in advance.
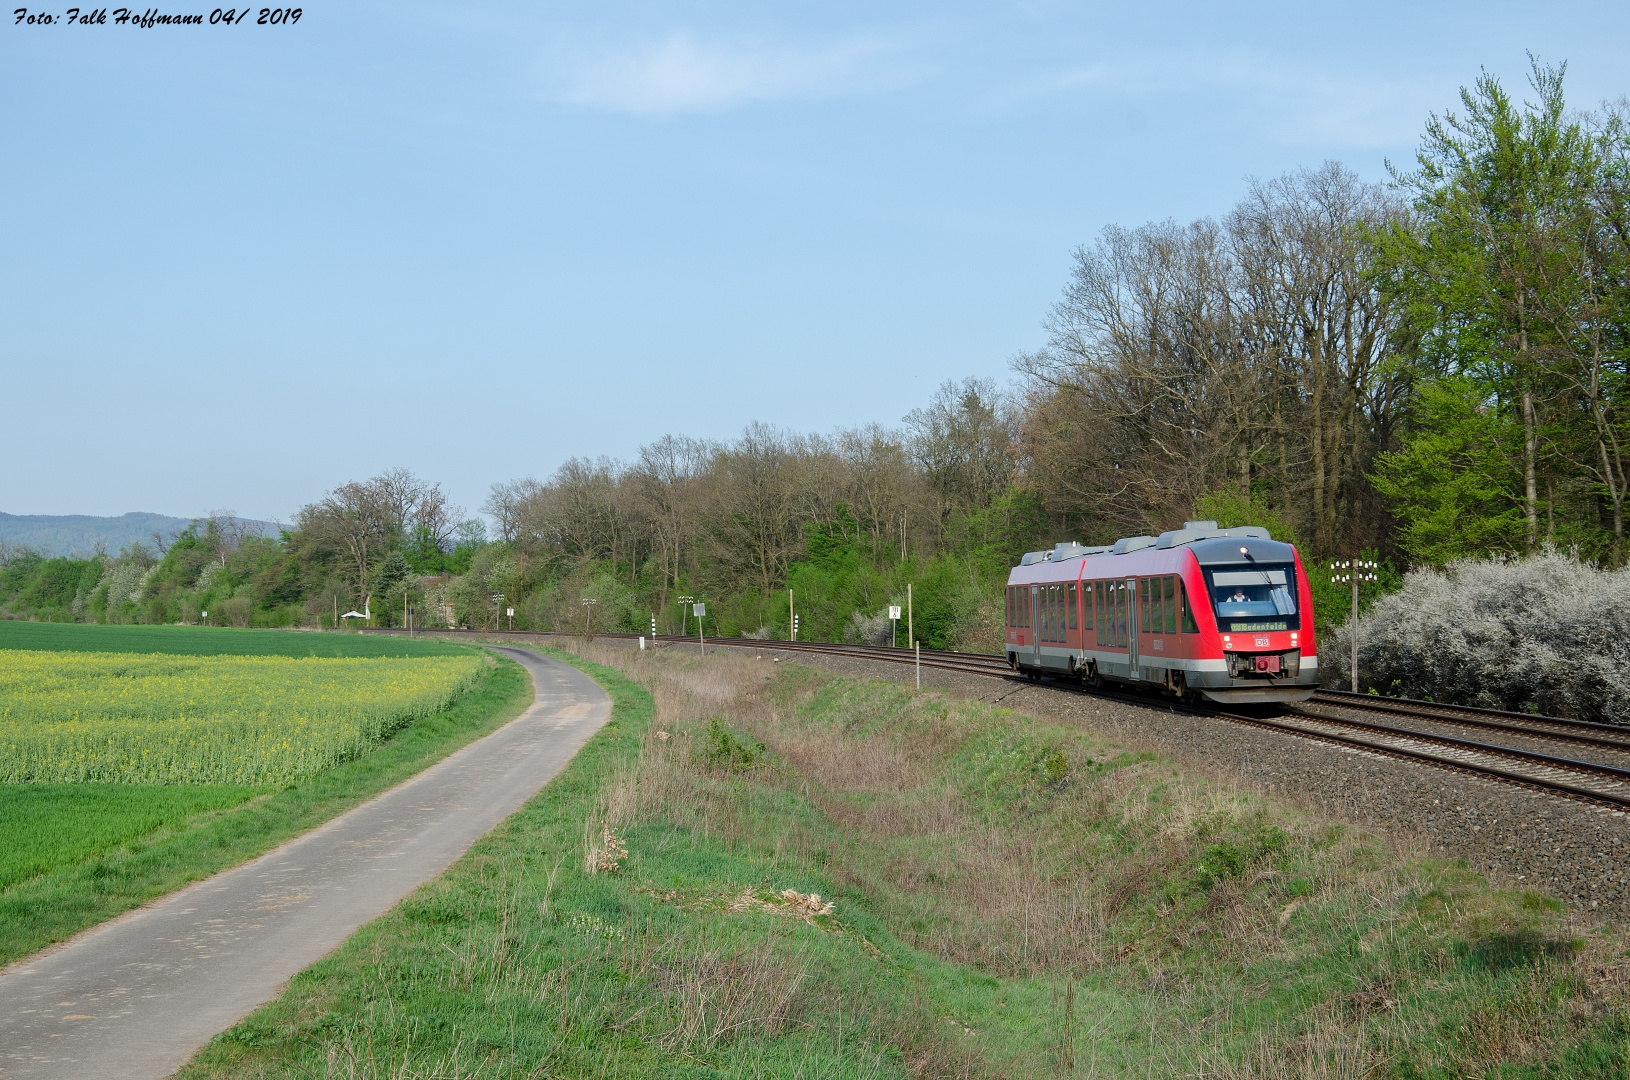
[1304,689,1630,755]
[368,628,1630,812]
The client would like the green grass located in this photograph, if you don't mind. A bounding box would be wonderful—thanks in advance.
[0,620,467,657]
[0,784,263,891]
[0,651,533,967]
[175,648,1630,1078]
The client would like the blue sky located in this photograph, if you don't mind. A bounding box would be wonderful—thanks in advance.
[3,1,1626,523]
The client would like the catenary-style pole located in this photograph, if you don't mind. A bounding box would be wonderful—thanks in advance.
[1351,567,1360,693]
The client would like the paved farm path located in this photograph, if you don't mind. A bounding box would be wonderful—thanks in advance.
[0,647,610,1080]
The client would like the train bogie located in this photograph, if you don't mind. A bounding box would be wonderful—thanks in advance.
[1003,521,1318,705]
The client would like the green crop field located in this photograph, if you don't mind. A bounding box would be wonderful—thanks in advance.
[0,620,467,657]
[0,783,263,892]
[0,649,483,785]
[0,634,533,965]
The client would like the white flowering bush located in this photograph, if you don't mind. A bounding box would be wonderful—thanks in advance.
[1324,551,1630,724]
[99,557,150,610]
[844,610,894,646]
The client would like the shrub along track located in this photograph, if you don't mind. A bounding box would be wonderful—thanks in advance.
[381,630,1630,817]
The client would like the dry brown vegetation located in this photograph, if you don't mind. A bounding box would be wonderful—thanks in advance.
[560,639,1630,1076]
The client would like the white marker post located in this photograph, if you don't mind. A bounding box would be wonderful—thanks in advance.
[694,602,706,656]
[906,583,913,652]
[915,640,921,689]
[889,605,902,648]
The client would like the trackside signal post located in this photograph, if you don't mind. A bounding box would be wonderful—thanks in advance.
[1331,560,1378,692]
[693,602,706,656]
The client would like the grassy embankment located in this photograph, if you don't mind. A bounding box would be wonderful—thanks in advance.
[180,643,1630,1079]
[0,622,532,966]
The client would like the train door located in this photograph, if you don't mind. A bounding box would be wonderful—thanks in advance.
[1030,585,1042,666]
[1125,577,1139,679]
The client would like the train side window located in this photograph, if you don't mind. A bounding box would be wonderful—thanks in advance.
[1163,576,1176,634]
[1141,578,1151,637]
[1179,578,1198,633]
[1094,583,1103,646]
[1115,581,1126,647]
[1005,587,1011,627]
[1083,582,1094,631]
[1067,583,1078,630]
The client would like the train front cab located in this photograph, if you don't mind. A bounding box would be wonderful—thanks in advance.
[1003,523,1318,706]
[1177,534,1317,705]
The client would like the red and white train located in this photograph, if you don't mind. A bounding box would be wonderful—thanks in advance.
[1004,520,1318,704]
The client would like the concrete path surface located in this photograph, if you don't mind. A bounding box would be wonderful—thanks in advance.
[0,646,610,1080]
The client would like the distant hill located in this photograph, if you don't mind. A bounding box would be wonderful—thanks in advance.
[0,512,277,558]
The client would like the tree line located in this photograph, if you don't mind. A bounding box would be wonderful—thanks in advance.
[3,61,1625,643]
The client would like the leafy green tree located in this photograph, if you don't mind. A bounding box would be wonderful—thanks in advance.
[1378,57,1626,562]
[1374,376,1529,562]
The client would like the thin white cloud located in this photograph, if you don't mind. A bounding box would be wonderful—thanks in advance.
[1010,49,1445,149]
[544,30,925,118]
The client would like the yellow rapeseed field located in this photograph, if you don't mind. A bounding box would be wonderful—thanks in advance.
[0,649,484,785]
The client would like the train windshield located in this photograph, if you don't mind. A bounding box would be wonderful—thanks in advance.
[1204,565,1299,631]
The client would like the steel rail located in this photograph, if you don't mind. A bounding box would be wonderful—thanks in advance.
[1299,695,1630,755]
[1202,709,1630,812]
[1312,687,1630,736]
[1273,711,1630,784]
